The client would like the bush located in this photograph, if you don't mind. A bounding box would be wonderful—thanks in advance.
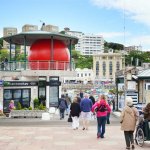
[34,98,39,108]
[17,102,22,110]
[38,103,46,110]
[28,107,32,110]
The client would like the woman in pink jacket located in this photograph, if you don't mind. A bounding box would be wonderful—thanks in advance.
[92,94,111,138]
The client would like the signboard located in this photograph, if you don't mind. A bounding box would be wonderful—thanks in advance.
[3,81,38,86]
[125,91,138,107]
[49,80,61,86]
[127,81,136,90]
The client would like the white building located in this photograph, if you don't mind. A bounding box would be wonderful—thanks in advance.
[65,29,104,55]
[63,68,94,84]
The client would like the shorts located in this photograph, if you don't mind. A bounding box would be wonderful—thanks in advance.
[81,111,91,120]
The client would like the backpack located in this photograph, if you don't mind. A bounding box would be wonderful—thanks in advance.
[59,99,66,109]
[96,104,107,112]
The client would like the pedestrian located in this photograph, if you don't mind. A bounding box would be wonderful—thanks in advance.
[89,94,95,105]
[143,102,150,121]
[89,94,96,119]
[120,97,138,150]
[92,94,111,139]
[107,92,114,124]
[79,90,84,99]
[70,97,81,130]
[80,93,93,130]
[9,100,15,112]
[142,103,150,139]
[1,61,4,70]
[65,93,72,115]
[8,100,15,118]
[4,57,8,70]
[76,94,81,104]
[58,94,68,120]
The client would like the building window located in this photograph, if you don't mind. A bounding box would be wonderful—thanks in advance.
[89,73,91,76]
[116,61,120,71]
[102,61,106,76]
[96,61,99,76]
[109,61,113,75]
[77,73,79,77]
[81,73,83,77]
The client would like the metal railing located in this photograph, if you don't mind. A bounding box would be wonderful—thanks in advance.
[0,60,70,71]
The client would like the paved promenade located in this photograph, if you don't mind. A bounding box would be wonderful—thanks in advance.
[0,114,150,150]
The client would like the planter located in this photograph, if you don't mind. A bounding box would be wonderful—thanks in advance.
[10,110,47,118]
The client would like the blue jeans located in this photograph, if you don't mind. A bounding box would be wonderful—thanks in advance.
[97,116,107,138]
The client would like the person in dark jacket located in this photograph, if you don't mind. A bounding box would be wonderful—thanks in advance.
[58,94,68,120]
[89,95,95,105]
[70,97,81,130]
[143,103,150,121]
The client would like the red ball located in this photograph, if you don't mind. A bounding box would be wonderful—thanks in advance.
[28,39,70,70]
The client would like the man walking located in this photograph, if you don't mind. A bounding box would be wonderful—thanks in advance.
[80,93,93,130]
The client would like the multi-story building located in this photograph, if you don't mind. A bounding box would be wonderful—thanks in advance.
[142,63,150,69]
[64,28,104,55]
[41,24,59,32]
[125,45,142,53]
[63,68,94,84]
[22,24,38,32]
[93,52,123,82]
[3,27,17,49]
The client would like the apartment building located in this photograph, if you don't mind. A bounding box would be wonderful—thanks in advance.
[41,24,59,32]
[125,45,142,53]
[3,27,17,49]
[93,52,123,82]
[65,28,104,55]
[22,24,38,32]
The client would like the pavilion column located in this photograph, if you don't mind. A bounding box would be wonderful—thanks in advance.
[9,39,12,70]
[50,36,54,69]
[24,36,27,70]
[15,44,17,70]
[69,39,72,71]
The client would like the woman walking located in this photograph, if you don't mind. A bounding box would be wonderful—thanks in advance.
[70,97,81,130]
[92,94,111,138]
[120,97,138,149]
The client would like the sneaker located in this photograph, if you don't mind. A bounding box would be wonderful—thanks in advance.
[131,145,135,149]
[97,133,100,139]
[82,127,85,130]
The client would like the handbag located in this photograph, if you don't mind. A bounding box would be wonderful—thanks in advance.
[67,115,72,122]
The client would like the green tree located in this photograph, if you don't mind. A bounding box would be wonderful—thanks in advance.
[125,50,150,66]
[104,41,124,51]
[0,38,3,49]
[0,49,9,62]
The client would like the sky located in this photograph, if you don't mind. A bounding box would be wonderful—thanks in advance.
[1,0,150,51]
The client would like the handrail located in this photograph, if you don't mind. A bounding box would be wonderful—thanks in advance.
[0,60,71,71]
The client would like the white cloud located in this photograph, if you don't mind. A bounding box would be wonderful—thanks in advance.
[99,31,130,38]
[91,0,150,26]
[126,35,150,50]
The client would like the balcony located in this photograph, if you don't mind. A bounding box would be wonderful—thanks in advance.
[0,60,75,77]
[0,60,71,71]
